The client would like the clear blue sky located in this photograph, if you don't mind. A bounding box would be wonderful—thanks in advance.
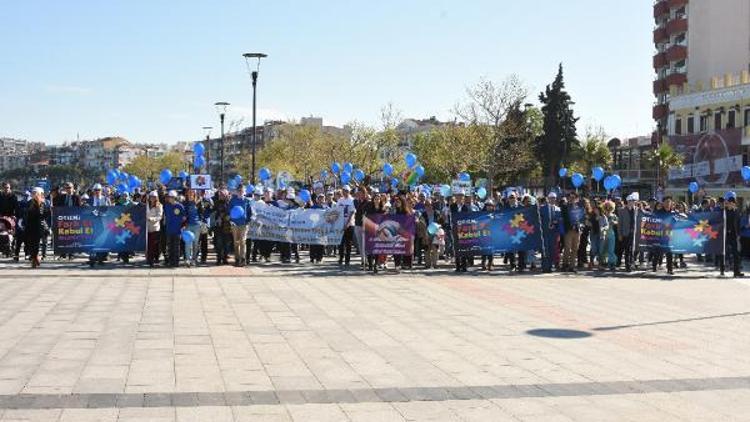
[0,0,655,145]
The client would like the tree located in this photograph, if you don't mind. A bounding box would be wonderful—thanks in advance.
[538,64,580,185]
[411,124,488,183]
[646,142,683,190]
[454,75,537,189]
[124,152,187,182]
[572,126,613,188]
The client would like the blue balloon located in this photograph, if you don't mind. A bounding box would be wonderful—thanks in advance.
[611,174,622,189]
[299,189,311,203]
[245,184,255,195]
[476,187,487,200]
[159,169,172,184]
[117,183,129,194]
[343,162,353,174]
[353,169,365,182]
[228,179,238,190]
[383,163,393,176]
[459,172,471,182]
[230,205,245,220]
[414,165,425,177]
[725,191,737,201]
[233,174,243,184]
[259,167,272,181]
[181,230,195,243]
[391,178,400,188]
[440,184,451,197]
[592,166,604,182]
[340,172,351,184]
[178,171,188,179]
[688,181,699,193]
[405,152,418,168]
[742,166,750,181]
[320,169,329,179]
[427,222,440,236]
[559,168,568,178]
[571,173,584,188]
[106,172,117,185]
[193,143,205,156]
[194,155,205,169]
[331,162,341,174]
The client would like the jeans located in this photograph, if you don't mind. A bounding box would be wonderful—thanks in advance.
[589,232,601,264]
[184,224,201,264]
[601,230,616,268]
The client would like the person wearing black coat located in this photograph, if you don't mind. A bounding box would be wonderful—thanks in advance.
[723,195,744,277]
[450,192,471,272]
[25,188,50,268]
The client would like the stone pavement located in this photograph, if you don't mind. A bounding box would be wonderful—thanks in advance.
[0,258,749,421]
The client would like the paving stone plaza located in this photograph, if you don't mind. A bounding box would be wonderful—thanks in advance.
[0,260,748,421]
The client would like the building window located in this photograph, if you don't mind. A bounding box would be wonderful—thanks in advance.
[744,108,750,127]
[687,116,695,134]
[728,110,736,129]
[674,118,682,135]
[714,112,722,131]
[700,115,708,132]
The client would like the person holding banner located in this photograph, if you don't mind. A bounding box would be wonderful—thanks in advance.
[25,187,50,268]
[651,197,674,275]
[163,190,186,268]
[308,194,327,264]
[87,184,112,267]
[450,190,471,273]
[145,191,163,267]
[480,199,496,271]
[722,193,744,277]
[336,185,356,267]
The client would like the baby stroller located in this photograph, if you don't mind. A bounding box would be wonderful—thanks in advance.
[0,216,15,258]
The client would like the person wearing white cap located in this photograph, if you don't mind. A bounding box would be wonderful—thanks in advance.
[88,183,111,207]
[25,187,49,268]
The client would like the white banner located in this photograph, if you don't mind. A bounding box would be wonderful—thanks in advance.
[248,201,346,245]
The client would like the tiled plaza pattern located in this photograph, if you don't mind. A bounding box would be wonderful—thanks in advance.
[0,260,748,421]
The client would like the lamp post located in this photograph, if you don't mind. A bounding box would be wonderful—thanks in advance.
[243,52,267,184]
[201,126,212,176]
[214,102,230,184]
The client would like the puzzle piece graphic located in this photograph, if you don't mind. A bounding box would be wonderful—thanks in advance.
[694,220,710,233]
[124,221,141,236]
[692,234,708,248]
[519,221,534,234]
[503,224,515,235]
[116,230,133,245]
[510,230,527,245]
[703,226,719,240]
[510,214,525,228]
[686,228,700,239]
[115,213,132,228]
[106,222,119,233]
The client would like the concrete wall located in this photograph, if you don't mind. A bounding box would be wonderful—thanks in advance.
[688,0,750,85]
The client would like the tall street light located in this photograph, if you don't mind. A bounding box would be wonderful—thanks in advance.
[243,52,267,184]
[201,126,212,176]
[214,102,230,184]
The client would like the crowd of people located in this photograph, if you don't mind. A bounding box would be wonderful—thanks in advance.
[0,179,746,278]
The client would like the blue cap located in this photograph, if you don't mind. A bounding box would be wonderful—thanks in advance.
[725,191,737,201]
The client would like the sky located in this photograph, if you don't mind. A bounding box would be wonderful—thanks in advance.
[0,0,655,145]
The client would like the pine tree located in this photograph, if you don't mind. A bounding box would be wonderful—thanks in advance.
[538,64,579,185]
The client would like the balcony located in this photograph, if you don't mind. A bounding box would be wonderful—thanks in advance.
[669,0,688,8]
[653,79,668,95]
[653,52,667,69]
[653,104,669,120]
[666,72,687,86]
[666,17,688,36]
[654,1,670,19]
[666,44,687,62]
[653,27,668,43]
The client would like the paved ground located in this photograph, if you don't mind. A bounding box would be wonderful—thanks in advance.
[0,257,749,421]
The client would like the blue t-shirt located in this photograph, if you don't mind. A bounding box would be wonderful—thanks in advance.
[164,202,186,235]
[184,200,200,225]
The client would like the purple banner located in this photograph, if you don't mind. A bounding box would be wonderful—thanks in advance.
[363,214,416,255]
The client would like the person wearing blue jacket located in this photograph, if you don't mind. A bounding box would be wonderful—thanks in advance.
[163,190,186,268]
[182,189,201,267]
[228,185,251,266]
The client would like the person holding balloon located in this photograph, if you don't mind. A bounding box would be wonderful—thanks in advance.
[228,185,252,267]
[163,190,186,268]
[181,190,202,267]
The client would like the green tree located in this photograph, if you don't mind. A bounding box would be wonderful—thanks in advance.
[571,126,613,188]
[538,63,580,185]
[124,152,187,182]
[646,142,683,189]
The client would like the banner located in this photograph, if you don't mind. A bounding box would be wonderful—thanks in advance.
[52,205,147,253]
[248,201,346,245]
[189,174,212,190]
[637,211,724,254]
[451,206,543,257]
[363,214,416,255]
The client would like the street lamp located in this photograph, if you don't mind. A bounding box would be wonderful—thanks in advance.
[214,102,230,183]
[201,126,212,176]
[243,52,267,184]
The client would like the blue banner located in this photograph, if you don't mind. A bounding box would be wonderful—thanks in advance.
[452,206,543,257]
[52,205,147,253]
[637,211,724,254]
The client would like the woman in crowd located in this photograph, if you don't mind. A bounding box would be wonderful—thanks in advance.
[146,191,163,267]
[25,187,50,268]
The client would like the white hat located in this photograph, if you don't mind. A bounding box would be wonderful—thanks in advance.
[81,194,89,200]
[626,192,640,201]
[342,185,351,191]
[286,187,296,195]
[265,187,274,193]
[92,183,103,190]
[148,191,158,198]
[32,187,44,195]
[167,190,178,198]
[547,192,557,199]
